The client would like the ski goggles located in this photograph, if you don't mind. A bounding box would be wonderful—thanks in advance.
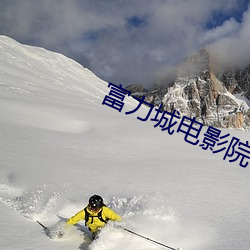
[89,205,101,212]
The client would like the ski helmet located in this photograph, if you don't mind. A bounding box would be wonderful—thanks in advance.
[89,195,104,210]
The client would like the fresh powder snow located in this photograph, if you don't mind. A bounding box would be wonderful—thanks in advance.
[0,36,250,250]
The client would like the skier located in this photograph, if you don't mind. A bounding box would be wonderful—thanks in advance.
[66,194,121,239]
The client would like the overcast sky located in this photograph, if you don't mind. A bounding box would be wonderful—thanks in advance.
[0,0,249,87]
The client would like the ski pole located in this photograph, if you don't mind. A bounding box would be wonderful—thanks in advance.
[37,220,48,231]
[122,227,180,250]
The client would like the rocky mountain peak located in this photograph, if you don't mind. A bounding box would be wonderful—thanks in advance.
[177,48,210,78]
[126,49,250,130]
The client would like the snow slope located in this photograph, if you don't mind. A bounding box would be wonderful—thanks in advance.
[0,35,250,250]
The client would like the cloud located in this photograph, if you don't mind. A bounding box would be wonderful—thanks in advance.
[0,0,249,87]
[200,18,240,45]
[209,4,250,69]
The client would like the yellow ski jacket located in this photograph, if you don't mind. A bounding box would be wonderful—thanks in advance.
[67,206,121,233]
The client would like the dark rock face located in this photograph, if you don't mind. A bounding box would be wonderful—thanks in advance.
[218,66,250,100]
[126,49,250,129]
[125,83,147,95]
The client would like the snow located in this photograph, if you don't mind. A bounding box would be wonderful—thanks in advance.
[234,93,250,107]
[0,35,250,250]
